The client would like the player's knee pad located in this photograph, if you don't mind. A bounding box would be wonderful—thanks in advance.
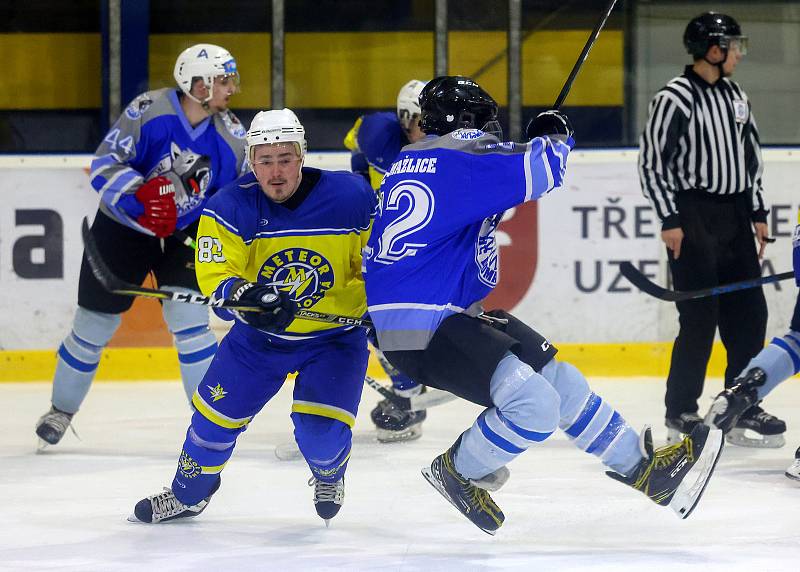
[161,286,210,333]
[488,352,560,440]
[72,306,121,347]
[292,413,351,466]
[539,359,593,428]
[60,307,122,366]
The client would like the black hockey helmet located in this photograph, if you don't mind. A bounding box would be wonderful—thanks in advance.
[684,12,747,58]
[419,76,499,136]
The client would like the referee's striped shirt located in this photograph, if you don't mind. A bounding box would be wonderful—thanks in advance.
[639,65,767,229]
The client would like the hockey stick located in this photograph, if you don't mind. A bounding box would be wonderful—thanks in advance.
[553,0,619,109]
[619,261,794,302]
[80,217,374,328]
[364,376,456,412]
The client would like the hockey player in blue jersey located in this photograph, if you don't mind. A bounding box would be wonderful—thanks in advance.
[344,79,431,442]
[35,44,247,447]
[705,211,800,477]
[130,108,376,525]
[364,76,724,534]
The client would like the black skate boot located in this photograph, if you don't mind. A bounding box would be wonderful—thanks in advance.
[607,424,723,519]
[129,479,220,523]
[664,411,703,444]
[421,436,505,535]
[704,367,764,433]
[309,477,345,526]
[785,446,800,482]
[35,406,75,447]
[371,393,427,443]
[727,405,786,449]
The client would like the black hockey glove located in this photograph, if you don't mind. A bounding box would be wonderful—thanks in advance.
[525,110,574,142]
[229,280,297,333]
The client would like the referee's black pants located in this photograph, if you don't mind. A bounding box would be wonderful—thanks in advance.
[665,192,767,418]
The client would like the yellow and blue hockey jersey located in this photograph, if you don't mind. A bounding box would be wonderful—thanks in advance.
[196,167,376,340]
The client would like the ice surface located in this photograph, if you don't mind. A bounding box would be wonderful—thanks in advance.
[1,377,798,571]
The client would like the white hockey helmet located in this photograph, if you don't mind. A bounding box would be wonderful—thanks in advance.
[397,79,427,130]
[173,44,239,106]
[246,108,307,163]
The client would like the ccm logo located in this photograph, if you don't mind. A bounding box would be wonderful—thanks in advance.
[670,456,689,477]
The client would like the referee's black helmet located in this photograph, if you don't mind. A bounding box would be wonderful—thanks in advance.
[684,12,746,58]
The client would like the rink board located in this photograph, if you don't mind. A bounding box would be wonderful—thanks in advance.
[2,150,799,379]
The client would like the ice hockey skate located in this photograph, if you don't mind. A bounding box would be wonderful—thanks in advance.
[35,406,75,449]
[370,392,427,443]
[786,446,800,482]
[727,405,786,448]
[664,411,702,444]
[309,477,345,526]
[607,424,723,519]
[421,437,505,535]
[129,479,220,523]
[703,368,785,448]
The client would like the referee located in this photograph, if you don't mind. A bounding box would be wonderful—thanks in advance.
[639,12,784,443]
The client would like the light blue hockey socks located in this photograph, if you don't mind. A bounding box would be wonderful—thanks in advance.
[162,289,218,401]
[541,359,643,476]
[749,331,800,399]
[455,353,559,480]
[52,307,121,414]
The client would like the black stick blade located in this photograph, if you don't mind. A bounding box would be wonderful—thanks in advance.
[619,261,681,301]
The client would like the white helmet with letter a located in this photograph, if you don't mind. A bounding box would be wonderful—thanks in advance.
[397,79,427,130]
[246,108,307,163]
[173,43,239,106]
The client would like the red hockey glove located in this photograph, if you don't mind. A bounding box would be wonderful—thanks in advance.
[135,176,177,238]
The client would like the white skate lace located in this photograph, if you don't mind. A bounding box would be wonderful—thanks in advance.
[150,488,188,520]
[308,478,344,504]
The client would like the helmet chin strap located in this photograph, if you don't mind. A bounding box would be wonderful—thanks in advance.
[184,79,215,113]
[703,47,728,81]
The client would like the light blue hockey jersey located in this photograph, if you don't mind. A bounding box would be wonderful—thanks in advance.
[89,88,247,233]
[364,129,573,351]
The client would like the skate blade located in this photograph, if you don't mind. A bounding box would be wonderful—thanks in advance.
[725,429,785,449]
[324,519,331,528]
[785,462,800,482]
[420,466,497,536]
[669,428,724,520]
[376,425,423,444]
[274,442,303,461]
[127,514,145,523]
[36,439,50,454]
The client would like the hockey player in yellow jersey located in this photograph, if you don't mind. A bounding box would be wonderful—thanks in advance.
[131,108,376,526]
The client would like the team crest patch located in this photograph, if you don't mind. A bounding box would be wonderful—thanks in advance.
[124,94,153,120]
[451,128,485,140]
[733,99,749,124]
[475,214,501,287]
[178,451,202,479]
[258,248,335,308]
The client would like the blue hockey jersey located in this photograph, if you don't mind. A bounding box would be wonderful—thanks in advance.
[89,88,247,233]
[364,129,573,351]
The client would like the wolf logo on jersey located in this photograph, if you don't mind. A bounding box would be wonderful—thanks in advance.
[476,214,501,287]
[258,248,335,309]
[149,142,213,216]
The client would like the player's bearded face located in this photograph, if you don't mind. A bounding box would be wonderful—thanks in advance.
[252,143,303,203]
